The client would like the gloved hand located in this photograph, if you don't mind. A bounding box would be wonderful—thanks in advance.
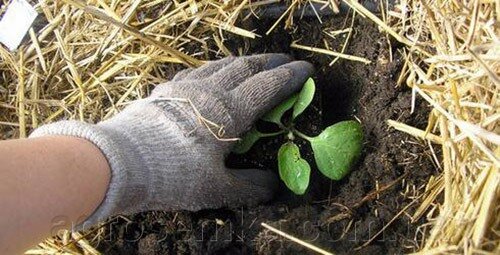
[30,54,314,229]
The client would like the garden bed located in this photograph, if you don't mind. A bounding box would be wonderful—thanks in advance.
[94,15,435,255]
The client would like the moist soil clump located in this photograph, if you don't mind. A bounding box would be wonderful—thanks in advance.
[95,13,436,255]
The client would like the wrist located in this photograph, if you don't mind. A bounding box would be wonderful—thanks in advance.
[30,120,148,229]
[29,99,202,229]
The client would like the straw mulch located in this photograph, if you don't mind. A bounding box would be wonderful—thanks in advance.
[0,0,268,139]
[385,0,499,253]
[0,0,497,254]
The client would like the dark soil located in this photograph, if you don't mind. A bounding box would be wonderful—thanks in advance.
[94,10,437,255]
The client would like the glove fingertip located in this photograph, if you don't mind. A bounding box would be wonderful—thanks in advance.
[281,61,315,88]
[263,60,315,105]
[260,53,293,70]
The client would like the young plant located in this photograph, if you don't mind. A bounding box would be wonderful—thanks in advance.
[233,78,364,195]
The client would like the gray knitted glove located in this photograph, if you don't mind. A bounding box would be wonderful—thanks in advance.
[30,54,314,230]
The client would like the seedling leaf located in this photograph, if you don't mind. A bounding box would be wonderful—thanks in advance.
[262,94,298,125]
[292,78,315,119]
[233,128,264,154]
[310,120,363,180]
[278,142,311,195]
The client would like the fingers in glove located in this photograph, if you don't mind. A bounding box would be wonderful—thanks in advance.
[207,53,292,91]
[181,57,237,80]
[171,68,194,81]
[229,61,314,128]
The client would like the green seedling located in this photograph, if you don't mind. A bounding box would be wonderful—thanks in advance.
[233,78,364,195]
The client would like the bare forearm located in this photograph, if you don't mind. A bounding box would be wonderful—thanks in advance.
[0,136,110,254]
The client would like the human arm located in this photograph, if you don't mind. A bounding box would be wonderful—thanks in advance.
[0,54,314,254]
[0,136,110,254]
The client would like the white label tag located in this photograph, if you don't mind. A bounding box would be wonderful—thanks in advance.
[0,0,38,51]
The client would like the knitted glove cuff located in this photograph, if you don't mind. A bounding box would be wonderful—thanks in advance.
[30,120,148,231]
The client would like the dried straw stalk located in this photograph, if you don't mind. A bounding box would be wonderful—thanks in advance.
[381,0,499,253]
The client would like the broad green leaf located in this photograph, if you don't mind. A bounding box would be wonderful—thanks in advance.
[292,78,315,119]
[261,94,298,124]
[278,142,311,195]
[310,120,363,180]
[232,128,264,154]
